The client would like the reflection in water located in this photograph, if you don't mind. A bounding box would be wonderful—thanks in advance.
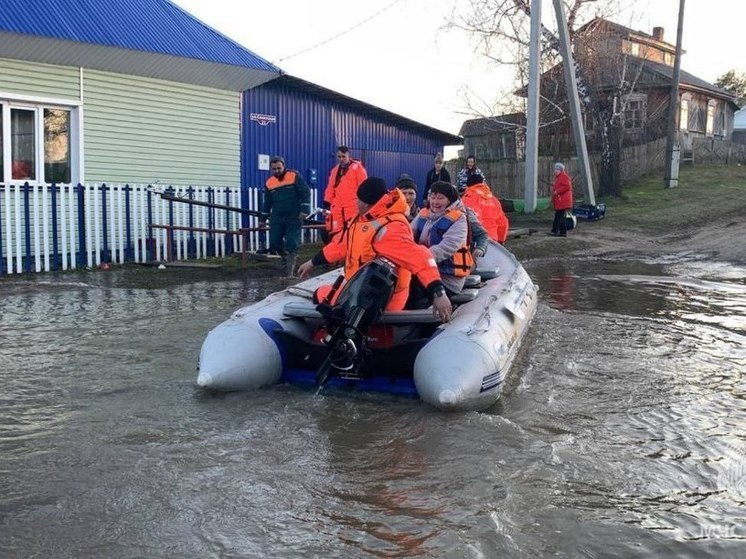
[1,258,745,557]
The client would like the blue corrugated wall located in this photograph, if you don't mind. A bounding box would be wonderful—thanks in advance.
[241,81,445,204]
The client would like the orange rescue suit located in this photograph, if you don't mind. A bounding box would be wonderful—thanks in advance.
[324,159,368,234]
[461,182,509,244]
[319,189,441,311]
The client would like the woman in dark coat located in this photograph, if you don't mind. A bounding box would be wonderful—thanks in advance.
[423,153,451,203]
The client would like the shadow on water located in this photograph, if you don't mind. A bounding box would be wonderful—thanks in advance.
[1,256,745,558]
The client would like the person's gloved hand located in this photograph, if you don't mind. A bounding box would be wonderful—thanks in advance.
[474,248,485,258]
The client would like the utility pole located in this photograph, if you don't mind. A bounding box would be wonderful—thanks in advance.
[552,0,595,206]
[523,0,542,213]
[664,0,686,188]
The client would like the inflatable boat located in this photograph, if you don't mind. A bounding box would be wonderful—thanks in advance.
[197,240,537,411]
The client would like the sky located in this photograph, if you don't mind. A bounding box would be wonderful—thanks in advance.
[172,0,745,144]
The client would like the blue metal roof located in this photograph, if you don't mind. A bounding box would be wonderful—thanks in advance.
[0,0,280,90]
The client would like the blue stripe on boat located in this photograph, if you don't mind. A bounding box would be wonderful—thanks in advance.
[480,371,503,392]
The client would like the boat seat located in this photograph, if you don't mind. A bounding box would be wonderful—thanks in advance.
[464,274,481,288]
[475,267,499,280]
[282,302,441,324]
[450,288,479,304]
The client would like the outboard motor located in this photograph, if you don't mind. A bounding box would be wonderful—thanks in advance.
[316,258,398,385]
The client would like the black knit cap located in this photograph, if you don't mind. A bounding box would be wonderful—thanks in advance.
[395,174,417,191]
[357,177,388,205]
[429,181,458,203]
[466,173,484,187]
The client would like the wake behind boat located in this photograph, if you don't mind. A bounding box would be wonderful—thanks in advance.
[197,240,537,411]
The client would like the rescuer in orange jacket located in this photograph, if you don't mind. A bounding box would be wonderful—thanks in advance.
[298,177,453,322]
[461,174,509,244]
[323,145,368,237]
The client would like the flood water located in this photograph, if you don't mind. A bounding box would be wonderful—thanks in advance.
[1,253,744,558]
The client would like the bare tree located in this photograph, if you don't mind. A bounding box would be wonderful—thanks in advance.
[451,0,649,197]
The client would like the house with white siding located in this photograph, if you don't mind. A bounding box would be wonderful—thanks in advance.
[0,0,279,188]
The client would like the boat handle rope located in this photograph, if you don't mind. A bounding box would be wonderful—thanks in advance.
[466,294,498,336]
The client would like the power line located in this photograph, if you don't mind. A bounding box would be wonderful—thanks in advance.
[277,0,407,63]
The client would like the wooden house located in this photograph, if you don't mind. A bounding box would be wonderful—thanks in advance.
[461,18,738,160]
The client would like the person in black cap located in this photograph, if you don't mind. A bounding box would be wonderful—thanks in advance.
[298,177,453,321]
[410,181,474,299]
[395,174,419,221]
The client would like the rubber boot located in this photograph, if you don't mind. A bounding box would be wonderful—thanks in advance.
[284,253,297,278]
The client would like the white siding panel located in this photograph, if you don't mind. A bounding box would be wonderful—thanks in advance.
[83,70,239,186]
[0,58,80,100]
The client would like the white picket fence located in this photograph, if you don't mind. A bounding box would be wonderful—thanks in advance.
[0,183,320,275]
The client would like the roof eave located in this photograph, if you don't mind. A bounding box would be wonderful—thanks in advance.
[272,75,463,145]
[0,32,280,91]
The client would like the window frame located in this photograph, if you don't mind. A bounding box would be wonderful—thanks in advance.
[622,93,647,133]
[705,100,717,137]
[0,92,82,185]
[679,95,690,132]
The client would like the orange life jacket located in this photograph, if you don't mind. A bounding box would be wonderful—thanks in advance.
[322,189,441,310]
[462,182,509,243]
[324,160,367,233]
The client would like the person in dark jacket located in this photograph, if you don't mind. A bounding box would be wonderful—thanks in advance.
[423,153,451,203]
[550,162,574,237]
[261,155,311,276]
[395,174,419,221]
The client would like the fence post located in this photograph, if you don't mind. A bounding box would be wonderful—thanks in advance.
[186,186,196,259]
[100,183,110,263]
[124,184,134,261]
[207,187,215,257]
[0,186,3,275]
[146,188,155,262]
[50,183,61,270]
[165,186,175,261]
[223,186,233,255]
[76,183,87,268]
[23,182,32,273]
[240,185,251,229]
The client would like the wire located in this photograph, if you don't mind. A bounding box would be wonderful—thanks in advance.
[278,0,408,63]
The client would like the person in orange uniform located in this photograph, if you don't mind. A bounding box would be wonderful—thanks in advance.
[323,145,368,238]
[261,155,311,276]
[460,174,509,244]
[298,177,453,322]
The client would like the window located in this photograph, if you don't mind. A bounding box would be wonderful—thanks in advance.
[679,99,689,131]
[623,94,647,132]
[1,100,77,184]
[44,109,71,183]
[706,102,716,136]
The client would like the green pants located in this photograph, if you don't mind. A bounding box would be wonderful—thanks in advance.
[269,213,302,254]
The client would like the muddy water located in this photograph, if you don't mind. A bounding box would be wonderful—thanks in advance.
[1,255,744,558]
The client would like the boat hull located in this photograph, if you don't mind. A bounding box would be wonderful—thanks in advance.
[197,242,538,411]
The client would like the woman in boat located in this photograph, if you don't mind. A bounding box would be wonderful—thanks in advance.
[410,181,474,300]
[297,177,453,322]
